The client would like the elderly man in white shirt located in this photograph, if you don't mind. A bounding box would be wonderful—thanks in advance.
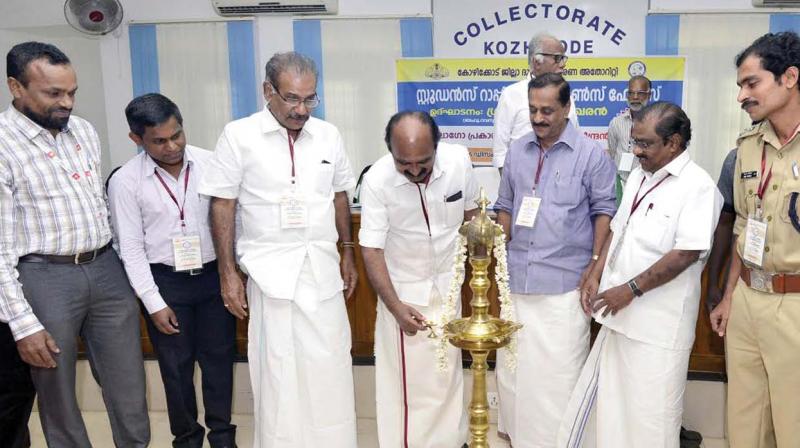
[492,32,579,172]
[108,93,236,448]
[360,111,478,448]
[607,75,652,185]
[198,51,358,448]
[559,102,722,448]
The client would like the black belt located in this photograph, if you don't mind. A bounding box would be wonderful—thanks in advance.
[19,243,111,265]
[150,260,217,276]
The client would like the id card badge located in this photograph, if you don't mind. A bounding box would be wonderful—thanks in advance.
[172,235,203,271]
[743,212,768,268]
[515,195,542,228]
[280,190,308,229]
[618,152,635,173]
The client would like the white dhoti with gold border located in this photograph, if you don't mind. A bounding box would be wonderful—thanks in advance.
[496,290,590,447]
[558,326,691,448]
[374,289,467,448]
[246,259,357,448]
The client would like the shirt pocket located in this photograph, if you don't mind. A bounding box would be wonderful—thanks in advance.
[780,190,799,224]
[314,163,335,196]
[632,211,674,254]
[444,195,465,227]
[738,176,760,214]
[550,175,582,206]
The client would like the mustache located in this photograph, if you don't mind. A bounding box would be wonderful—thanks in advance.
[741,100,757,110]
[532,122,549,127]
[51,107,72,114]
[289,113,308,120]
[403,168,428,178]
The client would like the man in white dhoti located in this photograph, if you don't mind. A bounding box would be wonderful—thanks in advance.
[198,51,358,448]
[494,73,617,448]
[360,111,478,448]
[559,102,722,448]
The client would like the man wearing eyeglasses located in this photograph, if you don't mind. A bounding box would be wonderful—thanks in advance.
[199,51,358,448]
[492,33,580,172]
[608,76,652,187]
[559,101,721,448]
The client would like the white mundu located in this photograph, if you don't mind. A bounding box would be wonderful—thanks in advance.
[198,107,357,448]
[559,151,722,448]
[492,78,580,168]
[359,142,478,447]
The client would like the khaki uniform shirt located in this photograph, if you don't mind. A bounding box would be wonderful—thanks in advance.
[734,120,800,272]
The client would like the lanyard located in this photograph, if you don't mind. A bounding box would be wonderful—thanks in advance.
[628,173,671,222]
[756,146,773,204]
[534,149,546,189]
[154,164,191,227]
[415,183,431,237]
[288,134,296,183]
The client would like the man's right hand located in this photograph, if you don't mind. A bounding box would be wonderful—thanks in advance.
[221,270,248,320]
[17,329,60,368]
[390,302,427,336]
[710,295,732,337]
[151,307,180,335]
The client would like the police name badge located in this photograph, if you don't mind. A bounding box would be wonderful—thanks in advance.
[515,196,541,228]
[743,216,767,267]
[280,192,308,229]
[172,235,203,271]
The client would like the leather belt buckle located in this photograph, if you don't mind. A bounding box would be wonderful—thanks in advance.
[749,269,774,293]
[74,249,97,265]
[188,268,203,276]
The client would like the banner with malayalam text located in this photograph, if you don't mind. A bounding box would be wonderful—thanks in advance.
[396,57,686,166]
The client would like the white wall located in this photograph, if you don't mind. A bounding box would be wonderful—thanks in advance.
[0,26,112,174]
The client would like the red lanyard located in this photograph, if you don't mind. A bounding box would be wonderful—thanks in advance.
[534,149,546,188]
[416,183,431,236]
[756,146,773,203]
[629,173,671,221]
[154,164,191,226]
[288,134,296,181]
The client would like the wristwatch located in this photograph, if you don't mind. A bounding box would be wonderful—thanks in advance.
[627,279,644,297]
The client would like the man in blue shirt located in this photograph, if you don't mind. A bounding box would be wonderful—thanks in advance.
[494,73,617,447]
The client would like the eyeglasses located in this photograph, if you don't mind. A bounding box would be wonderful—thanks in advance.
[537,53,569,64]
[630,138,659,150]
[626,90,651,98]
[270,84,320,109]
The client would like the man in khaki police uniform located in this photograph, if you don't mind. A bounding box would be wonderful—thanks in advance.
[710,31,800,447]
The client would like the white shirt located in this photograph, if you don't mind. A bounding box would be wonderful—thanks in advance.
[198,108,356,302]
[108,145,216,314]
[0,105,111,340]
[359,143,479,306]
[492,78,580,168]
[607,108,640,182]
[594,151,722,350]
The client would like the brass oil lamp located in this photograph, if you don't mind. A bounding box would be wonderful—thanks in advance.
[444,190,522,447]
